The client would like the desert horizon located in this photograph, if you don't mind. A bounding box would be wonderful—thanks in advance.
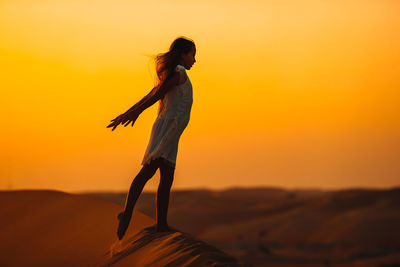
[1,186,400,266]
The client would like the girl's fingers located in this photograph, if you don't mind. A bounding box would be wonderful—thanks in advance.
[107,113,132,130]
[112,123,119,131]
[110,117,122,130]
[107,121,117,128]
[111,114,124,122]
[121,118,130,124]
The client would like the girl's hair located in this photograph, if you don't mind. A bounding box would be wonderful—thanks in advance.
[152,36,195,116]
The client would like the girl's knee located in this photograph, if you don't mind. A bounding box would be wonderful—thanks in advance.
[136,163,158,182]
[161,173,174,183]
[160,165,175,187]
[161,158,175,169]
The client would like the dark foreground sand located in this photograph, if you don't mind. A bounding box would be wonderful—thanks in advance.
[0,190,248,266]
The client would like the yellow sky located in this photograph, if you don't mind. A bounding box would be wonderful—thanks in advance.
[1,0,399,192]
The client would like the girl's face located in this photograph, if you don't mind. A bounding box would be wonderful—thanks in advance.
[181,46,196,70]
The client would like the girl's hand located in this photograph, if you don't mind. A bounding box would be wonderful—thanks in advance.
[107,110,139,131]
[121,110,139,128]
[107,113,125,131]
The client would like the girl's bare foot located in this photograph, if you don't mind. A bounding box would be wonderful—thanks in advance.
[156,224,170,232]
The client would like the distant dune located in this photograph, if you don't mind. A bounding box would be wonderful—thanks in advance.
[0,190,246,266]
[84,186,400,266]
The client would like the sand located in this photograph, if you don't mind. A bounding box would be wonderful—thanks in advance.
[0,189,245,267]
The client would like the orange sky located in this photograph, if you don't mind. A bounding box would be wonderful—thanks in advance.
[1,0,399,193]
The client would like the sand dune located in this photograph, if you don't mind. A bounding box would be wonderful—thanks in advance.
[101,225,242,267]
[85,187,400,266]
[0,190,245,266]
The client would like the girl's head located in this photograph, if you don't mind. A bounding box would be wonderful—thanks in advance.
[172,38,196,70]
[154,36,196,86]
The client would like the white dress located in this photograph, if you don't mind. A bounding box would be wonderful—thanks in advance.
[141,64,193,168]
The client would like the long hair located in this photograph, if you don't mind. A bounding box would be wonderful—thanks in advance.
[152,36,195,116]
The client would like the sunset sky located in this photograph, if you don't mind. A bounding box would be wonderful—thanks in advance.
[1,0,399,193]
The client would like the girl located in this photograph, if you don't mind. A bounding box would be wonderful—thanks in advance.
[107,36,196,240]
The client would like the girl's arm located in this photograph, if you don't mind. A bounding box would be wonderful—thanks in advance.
[107,71,182,131]
[125,71,181,115]
[124,86,158,114]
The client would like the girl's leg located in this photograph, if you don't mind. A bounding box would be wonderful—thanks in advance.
[117,158,162,240]
[123,158,162,216]
[156,159,175,231]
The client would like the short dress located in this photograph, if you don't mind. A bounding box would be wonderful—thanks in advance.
[141,64,193,168]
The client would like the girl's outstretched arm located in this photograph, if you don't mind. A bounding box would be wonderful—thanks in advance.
[107,71,181,131]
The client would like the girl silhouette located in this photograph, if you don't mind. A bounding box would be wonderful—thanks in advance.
[107,36,196,240]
